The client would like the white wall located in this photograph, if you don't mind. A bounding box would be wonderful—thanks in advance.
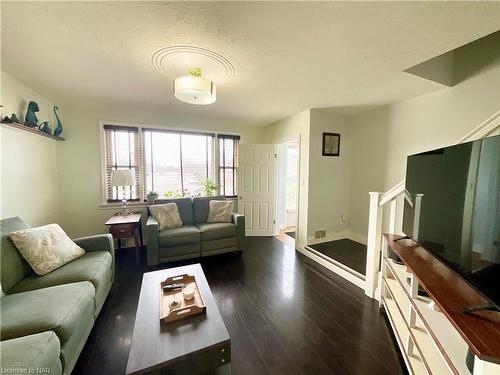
[265,110,310,246]
[0,70,267,236]
[0,71,60,226]
[348,63,500,238]
[307,109,352,243]
[56,104,266,237]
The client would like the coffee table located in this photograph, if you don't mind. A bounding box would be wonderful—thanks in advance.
[126,264,231,374]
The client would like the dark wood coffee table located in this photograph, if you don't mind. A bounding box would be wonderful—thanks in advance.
[126,264,231,374]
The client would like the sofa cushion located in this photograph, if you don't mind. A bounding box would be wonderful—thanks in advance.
[149,203,183,230]
[201,237,237,252]
[196,222,236,241]
[193,196,225,224]
[9,252,112,315]
[158,225,200,247]
[9,224,85,276]
[0,331,62,375]
[158,243,200,258]
[153,198,194,225]
[0,282,95,370]
[207,200,234,223]
[0,217,32,293]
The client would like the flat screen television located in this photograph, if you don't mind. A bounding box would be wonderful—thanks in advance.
[403,135,500,308]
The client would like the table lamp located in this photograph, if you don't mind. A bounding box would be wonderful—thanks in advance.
[111,169,135,215]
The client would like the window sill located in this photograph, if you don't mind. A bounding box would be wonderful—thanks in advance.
[99,202,147,210]
[99,196,238,210]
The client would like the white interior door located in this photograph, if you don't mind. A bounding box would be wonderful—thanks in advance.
[238,143,276,236]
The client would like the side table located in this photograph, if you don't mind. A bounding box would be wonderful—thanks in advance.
[105,212,144,265]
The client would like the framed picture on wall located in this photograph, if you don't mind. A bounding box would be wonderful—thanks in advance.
[322,132,340,156]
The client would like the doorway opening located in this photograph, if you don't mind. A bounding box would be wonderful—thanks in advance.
[276,139,299,246]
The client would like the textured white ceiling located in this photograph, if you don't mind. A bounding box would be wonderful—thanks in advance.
[1,2,499,126]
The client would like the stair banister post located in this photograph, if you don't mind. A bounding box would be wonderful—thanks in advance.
[473,356,500,375]
[389,199,397,234]
[365,192,383,299]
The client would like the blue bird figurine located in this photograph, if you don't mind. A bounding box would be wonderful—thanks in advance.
[53,106,63,137]
[39,121,52,135]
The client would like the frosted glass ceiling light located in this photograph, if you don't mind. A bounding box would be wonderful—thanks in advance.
[174,67,216,105]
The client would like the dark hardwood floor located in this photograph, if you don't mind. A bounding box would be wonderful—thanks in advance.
[73,237,404,375]
[309,239,367,275]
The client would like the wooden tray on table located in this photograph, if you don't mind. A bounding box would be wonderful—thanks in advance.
[160,274,206,323]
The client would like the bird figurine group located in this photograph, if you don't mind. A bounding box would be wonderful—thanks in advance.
[21,101,64,137]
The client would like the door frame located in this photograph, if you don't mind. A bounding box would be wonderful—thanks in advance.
[274,134,301,241]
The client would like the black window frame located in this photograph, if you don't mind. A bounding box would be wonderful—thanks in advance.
[142,128,216,199]
[103,125,141,203]
[218,134,240,198]
[103,125,240,202]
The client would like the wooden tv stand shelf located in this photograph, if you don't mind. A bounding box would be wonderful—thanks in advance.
[381,234,500,375]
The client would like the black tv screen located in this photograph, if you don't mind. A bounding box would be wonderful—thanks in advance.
[403,135,500,307]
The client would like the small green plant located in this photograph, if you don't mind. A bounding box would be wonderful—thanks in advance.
[164,190,183,198]
[197,176,217,197]
[146,191,159,204]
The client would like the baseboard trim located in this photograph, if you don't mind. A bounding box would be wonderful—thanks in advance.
[346,231,368,245]
[296,241,366,290]
[306,230,368,246]
[307,231,347,246]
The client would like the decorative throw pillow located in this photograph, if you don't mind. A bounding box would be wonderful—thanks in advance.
[149,203,183,230]
[9,224,85,276]
[207,200,234,223]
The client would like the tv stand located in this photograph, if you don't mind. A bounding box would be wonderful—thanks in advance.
[381,234,500,375]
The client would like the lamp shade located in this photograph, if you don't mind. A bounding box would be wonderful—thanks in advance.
[174,67,216,105]
[111,169,135,187]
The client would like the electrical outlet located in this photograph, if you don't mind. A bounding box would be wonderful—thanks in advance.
[314,230,326,239]
[340,215,347,224]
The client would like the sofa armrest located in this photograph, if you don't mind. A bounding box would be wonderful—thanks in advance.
[146,215,160,266]
[73,233,113,253]
[232,213,245,252]
[73,233,115,277]
[0,331,62,375]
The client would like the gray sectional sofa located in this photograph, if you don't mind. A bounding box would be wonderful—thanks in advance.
[146,196,245,265]
[0,217,114,375]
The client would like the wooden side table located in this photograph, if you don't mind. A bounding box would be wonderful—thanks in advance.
[105,212,144,265]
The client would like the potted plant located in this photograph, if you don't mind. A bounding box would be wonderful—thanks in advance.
[197,176,217,197]
[147,191,159,205]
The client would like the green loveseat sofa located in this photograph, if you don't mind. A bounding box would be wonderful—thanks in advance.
[146,196,245,265]
[0,217,114,375]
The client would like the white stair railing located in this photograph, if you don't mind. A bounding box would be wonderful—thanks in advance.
[365,111,500,299]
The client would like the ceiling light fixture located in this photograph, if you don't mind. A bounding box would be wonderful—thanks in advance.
[174,67,216,105]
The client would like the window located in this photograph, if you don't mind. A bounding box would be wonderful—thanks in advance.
[103,125,140,201]
[219,135,239,197]
[144,130,215,198]
[102,125,239,202]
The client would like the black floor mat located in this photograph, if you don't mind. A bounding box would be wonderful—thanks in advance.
[309,238,366,274]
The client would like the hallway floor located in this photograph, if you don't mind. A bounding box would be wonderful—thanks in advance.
[309,238,367,275]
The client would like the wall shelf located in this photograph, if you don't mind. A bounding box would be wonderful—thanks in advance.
[0,121,65,141]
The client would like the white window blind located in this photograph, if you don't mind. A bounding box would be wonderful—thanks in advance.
[143,129,215,198]
[103,125,140,201]
[219,135,239,197]
[103,125,238,202]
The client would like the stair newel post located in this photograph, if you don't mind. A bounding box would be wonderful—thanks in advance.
[365,192,383,299]
[474,357,500,375]
[389,199,397,234]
